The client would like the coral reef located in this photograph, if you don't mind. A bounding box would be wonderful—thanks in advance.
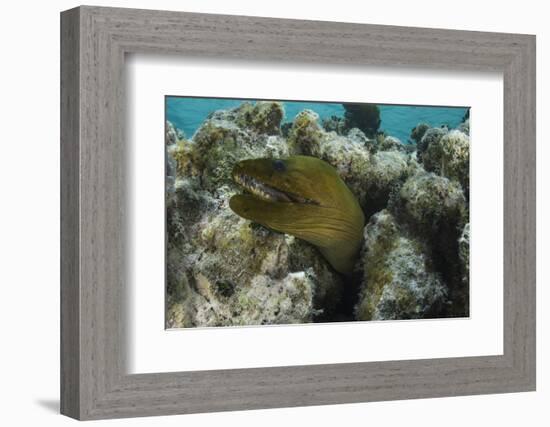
[167,269,319,328]
[234,101,284,135]
[363,149,409,217]
[287,109,325,156]
[322,115,348,135]
[457,222,470,313]
[342,103,381,137]
[422,129,470,194]
[355,210,447,320]
[458,118,470,136]
[347,128,376,153]
[395,171,467,237]
[459,223,470,280]
[166,120,185,146]
[410,123,430,144]
[378,135,405,152]
[166,103,344,328]
[168,102,288,194]
[207,101,284,136]
[416,126,448,163]
[392,171,468,316]
[166,204,342,327]
[166,100,471,327]
[321,104,381,139]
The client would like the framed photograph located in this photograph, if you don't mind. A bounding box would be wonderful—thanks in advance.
[60,6,536,420]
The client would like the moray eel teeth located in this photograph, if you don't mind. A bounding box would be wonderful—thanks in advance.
[233,172,318,205]
[233,173,292,203]
[230,156,365,274]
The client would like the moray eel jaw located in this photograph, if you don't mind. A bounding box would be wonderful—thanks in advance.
[230,156,365,274]
[232,168,318,205]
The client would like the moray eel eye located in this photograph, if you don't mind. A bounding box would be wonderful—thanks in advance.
[272,159,286,172]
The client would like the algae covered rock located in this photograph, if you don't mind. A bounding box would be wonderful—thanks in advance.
[287,109,324,156]
[165,109,344,328]
[347,128,377,153]
[459,223,470,276]
[322,114,348,135]
[208,101,284,136]
[417,126,448,162]
[342,103,381,137]
[166,177,215,246]
[378,135,405,152]
[167,269,318,328]
[315,132,372,201]
[234,101,284,135]
[363,150,409,217]
[166,120,185,146]
[355,210,447,320]
[393,171,469,316]
[286,236,345,320]
[166,203,343,327]
[458,222,470,309]
[168,107,288,193]
[458,118,470,135]
[410,123,430,144]
[321,103,381,138]
[168,122,249,192]
[422,129,470,194]
[395,171,467,238]
[166,121,182,190]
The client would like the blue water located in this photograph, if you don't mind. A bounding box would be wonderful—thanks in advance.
[166,97,468,143]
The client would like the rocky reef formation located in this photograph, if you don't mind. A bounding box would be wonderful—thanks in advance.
[458,222,470,313]
[166,102,470,327]
[167,101,288,195]
[422,129,470,195]
[355,210,447,320]
[416,126,448,163]
[410,123,430,144]
[342,103,381,137]
[320,103,381,138]
[390,170,468,316]
[166,103,343,328]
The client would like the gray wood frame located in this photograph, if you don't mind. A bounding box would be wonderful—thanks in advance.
[60,5,536,420]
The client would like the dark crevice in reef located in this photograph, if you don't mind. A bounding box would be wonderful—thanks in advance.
[428,222,469,318]
[312,267,364,323]
[337,270,365,322]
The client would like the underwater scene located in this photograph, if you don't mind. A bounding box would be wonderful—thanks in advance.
[165,97,470,328]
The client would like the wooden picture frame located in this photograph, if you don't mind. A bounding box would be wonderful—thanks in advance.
[60,5,536,420]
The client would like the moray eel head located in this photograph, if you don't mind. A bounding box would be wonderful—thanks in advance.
[230,156,365,274]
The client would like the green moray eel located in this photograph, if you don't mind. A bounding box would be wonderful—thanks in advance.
[229,156,365,274]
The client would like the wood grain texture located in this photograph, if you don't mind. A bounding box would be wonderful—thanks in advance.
[60,7,80,419]
[60,5,536,420]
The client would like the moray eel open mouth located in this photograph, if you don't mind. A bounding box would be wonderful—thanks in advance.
[233,170,319,205]
[230,156,365,274]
